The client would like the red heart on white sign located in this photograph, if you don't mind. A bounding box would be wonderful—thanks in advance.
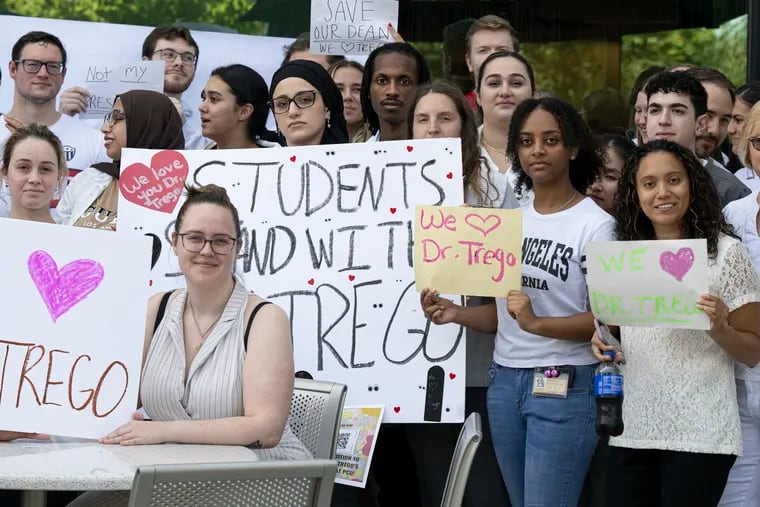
[119,150,189,214]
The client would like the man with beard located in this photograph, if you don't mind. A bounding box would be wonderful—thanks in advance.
[360,42,431,142]
[0,31,107,217]
[644,70,749,206]
[686,67,737,168]
[59,26,205,149]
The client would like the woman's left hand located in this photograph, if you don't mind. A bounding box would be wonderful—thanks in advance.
[506,290,537,332]
[696,293,730,335]
[100,412,164,446]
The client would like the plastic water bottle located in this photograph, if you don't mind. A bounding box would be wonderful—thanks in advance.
[594,351,624,436]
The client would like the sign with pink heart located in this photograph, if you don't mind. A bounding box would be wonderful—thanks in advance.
[0,219,150,438]
[585,239,709,329]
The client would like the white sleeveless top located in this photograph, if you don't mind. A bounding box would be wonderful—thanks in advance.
[141,278,311,460]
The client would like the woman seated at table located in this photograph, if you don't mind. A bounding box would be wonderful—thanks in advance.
[56,90,184,229]
[269,59,348,146]
[1,123,67,225]
[198,64,278,149]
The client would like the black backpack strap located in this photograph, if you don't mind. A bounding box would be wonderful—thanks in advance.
[244,301,272,352]
[153,290,176,334]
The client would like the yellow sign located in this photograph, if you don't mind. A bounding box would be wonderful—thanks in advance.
[414,205,522,297]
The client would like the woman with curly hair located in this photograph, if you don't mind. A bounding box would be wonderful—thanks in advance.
[593,140,760,507]
[422,97,613,506]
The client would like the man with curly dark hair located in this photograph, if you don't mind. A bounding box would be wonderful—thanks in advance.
[644,70,749,206]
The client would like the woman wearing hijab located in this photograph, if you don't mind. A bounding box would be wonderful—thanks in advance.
[269,59,348,146]
[56,90,184,229]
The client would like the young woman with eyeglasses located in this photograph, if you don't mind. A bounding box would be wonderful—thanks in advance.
[269,59,348,146]
[198,64,278,149]
[68,184,311,507]
[55,90,184,230]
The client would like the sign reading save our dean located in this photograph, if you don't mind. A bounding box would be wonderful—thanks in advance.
[117,139,467,423]
[0,219,149,439]
[414,205,522,297]
[585,239,709,329]
[310,0,398,55]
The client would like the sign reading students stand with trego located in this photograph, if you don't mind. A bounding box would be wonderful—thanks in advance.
[0,219,149,439]
[117,139,467,423]
[585,239,709,329]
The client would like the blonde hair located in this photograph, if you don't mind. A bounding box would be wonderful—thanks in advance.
[738,101,760,168]
[464,15,520,54]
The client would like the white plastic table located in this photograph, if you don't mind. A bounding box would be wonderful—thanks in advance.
[0,436,259,507]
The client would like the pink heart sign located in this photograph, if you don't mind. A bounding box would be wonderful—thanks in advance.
[659,247,694,282]
[28,250,104,322]
[119,150,189,214]
[464,213,502,237]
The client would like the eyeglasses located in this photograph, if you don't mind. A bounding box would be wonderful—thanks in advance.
[750,137,760,151]
[178,233,238,254]
[270,90,317,115]
[14,59,65,75]
[103,110,126,127]
[153,48,197,65]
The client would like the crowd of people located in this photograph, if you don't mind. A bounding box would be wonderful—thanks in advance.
[0,12,759,507]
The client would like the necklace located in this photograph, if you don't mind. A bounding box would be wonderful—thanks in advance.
[480,132,506,156]
[187,298,225,352]
[552,190,579,213]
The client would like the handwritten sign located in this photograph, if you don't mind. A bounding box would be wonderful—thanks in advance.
[311,0,398,55]
[73,61,164,119]
[0,219,149,439]
[117,139,466,423]
[119,149,190,214]
[585,239,709,329]
[413,205,522,297]
[335,405,384,488]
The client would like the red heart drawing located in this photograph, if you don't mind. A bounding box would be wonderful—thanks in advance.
[406,145,414,152]
[290,155,297,162]
[149,279,153,287]
[390,207,397,214]
[449,372,456,380]
[446,172,453,179]
[307,278,315,285]
[348,274,356,282]
[393,406,401,413]
[119,150,189,214]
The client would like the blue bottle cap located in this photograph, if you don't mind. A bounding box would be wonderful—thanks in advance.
[602,350,616,360]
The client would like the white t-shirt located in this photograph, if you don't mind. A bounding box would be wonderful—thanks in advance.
[466,158,520,209]
[733,167,760,193]
[723,192,760,381]
[493,197,615,367]
[181,98,208,150]
[0,114,108,217]
[477,125,532,205]
[610,235,760,455]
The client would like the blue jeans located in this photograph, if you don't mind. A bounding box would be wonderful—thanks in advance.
[487,363,598,507]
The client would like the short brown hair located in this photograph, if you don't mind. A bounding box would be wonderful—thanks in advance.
[2,123,66,176]
[142,26,199,61]
[465,15,520,54]
[175,184,241,240]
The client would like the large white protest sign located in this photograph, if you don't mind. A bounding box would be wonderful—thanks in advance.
[117,139,467,423]
[311,0,398,55]
[0,15,292,127]
[585,239,709,329]
[0,219,150,439]
[75,60,164,119]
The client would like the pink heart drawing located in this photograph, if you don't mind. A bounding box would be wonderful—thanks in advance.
[119,150,189,214]
[659,247,694,282]
[464,213,502,237]
[28,250,104,322]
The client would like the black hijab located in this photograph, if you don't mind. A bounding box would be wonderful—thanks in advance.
[269,60,348,145]
[94,90,185,178]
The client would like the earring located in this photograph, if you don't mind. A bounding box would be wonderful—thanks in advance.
[327,118,332,128]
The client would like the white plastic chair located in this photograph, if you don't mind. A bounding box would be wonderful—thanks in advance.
[288,378,347,459]
[440,412,483,507]
[128,459,337,507]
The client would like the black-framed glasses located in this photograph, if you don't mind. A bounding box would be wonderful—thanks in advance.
[750,137,760,151]
[153,48,197,65]
[270,90,317,115]
[103,109,126,127]
[178,233,238,254]
[14,59,65,75]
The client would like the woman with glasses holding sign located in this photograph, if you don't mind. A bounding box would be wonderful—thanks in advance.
[198,64,278,150]
[269,59,348,146]
[55,90,184,230]
[591,140,760,507]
